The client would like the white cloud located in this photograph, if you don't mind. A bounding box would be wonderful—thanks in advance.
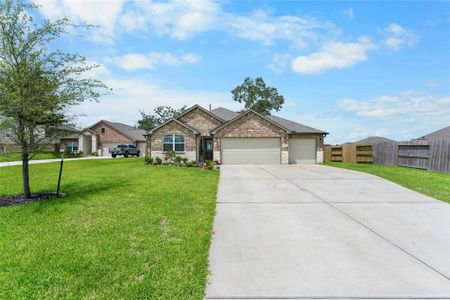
[226,9,338,49]
[338,91,450,122]
[127,0,221,40]
[291,36,376,74]
[106,52,201,71]
[269,53,292,74]
[382,23,418,51]
[71,78,239,127]
[36,0,126,42]
[342,8,354,19]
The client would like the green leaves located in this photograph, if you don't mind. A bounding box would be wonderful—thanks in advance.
[137,105,187,132]
[0,0,110,195]
[231,77,285,115]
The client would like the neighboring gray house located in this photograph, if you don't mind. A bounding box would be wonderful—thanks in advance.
[149,104,328,165]
[415,126,450,141]
[355,136,397,144]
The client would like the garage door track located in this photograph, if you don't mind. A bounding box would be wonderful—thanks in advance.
[205,165,450,299]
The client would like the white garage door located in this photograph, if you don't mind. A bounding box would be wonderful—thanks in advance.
[137,142,147,156]
[101,143,117,157]
[221,138,281,165]
[289,138,316,164]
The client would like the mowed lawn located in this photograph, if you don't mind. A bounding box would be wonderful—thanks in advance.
[324,162,450,204]
[0,158,219,299]
[0,151,60,162]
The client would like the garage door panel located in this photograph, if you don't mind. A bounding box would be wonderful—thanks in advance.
[289,139,316,164]
[222,138,281,165]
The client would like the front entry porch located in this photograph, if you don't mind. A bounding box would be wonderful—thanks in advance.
[198,137,213,162]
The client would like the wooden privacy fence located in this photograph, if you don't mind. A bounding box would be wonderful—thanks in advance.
[325,139,450,173]
[326,144,373,164]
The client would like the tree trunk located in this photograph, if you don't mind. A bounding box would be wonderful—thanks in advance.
[22,151,32,199]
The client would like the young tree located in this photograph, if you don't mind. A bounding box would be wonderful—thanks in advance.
[137,105,187,133]
[0,0,110,198]
[231,77,285,115]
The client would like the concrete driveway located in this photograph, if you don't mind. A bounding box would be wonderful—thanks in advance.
[205,165,450,299]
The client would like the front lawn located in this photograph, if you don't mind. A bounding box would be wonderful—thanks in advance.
[324,162,450,204]
[0,158,219,299]
[0,151,66,162]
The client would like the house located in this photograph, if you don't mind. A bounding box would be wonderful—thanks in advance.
[415,126,450,141]
[148,105,328,165]
[78,120,147,156]
[354,136,396,144]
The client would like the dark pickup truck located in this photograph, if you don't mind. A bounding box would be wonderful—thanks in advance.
[110,144,140,158]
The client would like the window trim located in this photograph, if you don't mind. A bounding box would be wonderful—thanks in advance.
[163,134,185,152]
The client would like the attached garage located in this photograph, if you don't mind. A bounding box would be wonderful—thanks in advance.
[221,138,281,165]
[101,143,117,157]
[289,138,316,164]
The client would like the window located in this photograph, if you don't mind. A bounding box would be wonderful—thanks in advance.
[163,134,185,152]
[129,145,136,149]
[101,128,105,134]
[66,141,78,152]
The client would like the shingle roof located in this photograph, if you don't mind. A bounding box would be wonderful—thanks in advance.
[148,118,200,134]
[355,136,396,144]
[100,120,146,141]
[211,107,327,134]
[211,107,239,121]
[417,126,450,140]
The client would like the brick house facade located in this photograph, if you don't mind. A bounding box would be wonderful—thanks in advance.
[148,105,328,165]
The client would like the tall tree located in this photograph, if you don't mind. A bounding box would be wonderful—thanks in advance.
[137,105,187,133]
[231,77,285,115]
[0,0,110,198]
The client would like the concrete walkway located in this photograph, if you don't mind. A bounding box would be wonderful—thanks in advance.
[205,165,450,299]
[0,156,112,167]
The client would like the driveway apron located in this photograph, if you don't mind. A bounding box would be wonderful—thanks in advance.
[205,165,450,299]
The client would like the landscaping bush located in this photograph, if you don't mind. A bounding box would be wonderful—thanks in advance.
[153,157,162,165]
[144,156,154,165]
[174,156,183,164]
[204,160,216,170]
[164,150,176,162]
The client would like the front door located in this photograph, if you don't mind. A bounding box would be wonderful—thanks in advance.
[199,138,213,162]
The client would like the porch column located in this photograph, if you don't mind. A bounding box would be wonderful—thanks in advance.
[78,136,83,153]
[91,134,97,155]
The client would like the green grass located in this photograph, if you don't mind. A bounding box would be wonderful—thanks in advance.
[324,162,450,204]
[0,151,63,162]
[0,158,219,299]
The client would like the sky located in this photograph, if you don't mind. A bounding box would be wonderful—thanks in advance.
[34,0,450,144]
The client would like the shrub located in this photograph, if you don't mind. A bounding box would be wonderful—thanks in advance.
[144,156,154,165]
[185,160,196,167]
[153,157,162,165]
[164,150,176,162]
[204,160,216,170]
[182,157,189,163]
[174,156,183,164]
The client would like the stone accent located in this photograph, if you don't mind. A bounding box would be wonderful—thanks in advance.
[213,150,221,163]
[151,150,196,161]
[150,119,197,154]
[178,107,222,137]
[281,150,289,164]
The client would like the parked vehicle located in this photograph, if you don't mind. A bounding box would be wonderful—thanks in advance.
[110,144,140,158]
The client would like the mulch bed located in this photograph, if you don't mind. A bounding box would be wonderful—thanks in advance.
[0,193,58,207]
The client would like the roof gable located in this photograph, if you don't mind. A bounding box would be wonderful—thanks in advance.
[149,118,200,134]
[418,126,450,140]
[89,120,146,141]
[176,104,225,123]
[210,110,291,134]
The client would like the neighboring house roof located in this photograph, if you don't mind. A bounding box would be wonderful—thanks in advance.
[416,126,450,140]
[90,120,147,141]
[210,109,291,134]
[355,136,396,144]
[60,134,80,140]
[210,106,328,134]
[149,118,200,134]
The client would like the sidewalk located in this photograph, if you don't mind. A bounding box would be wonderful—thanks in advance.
[0,156,112,167]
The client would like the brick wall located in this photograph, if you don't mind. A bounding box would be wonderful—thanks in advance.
[92,122,134,147]
[213,112,289,164]
[150,120,196,153]
[178,107,222,137]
